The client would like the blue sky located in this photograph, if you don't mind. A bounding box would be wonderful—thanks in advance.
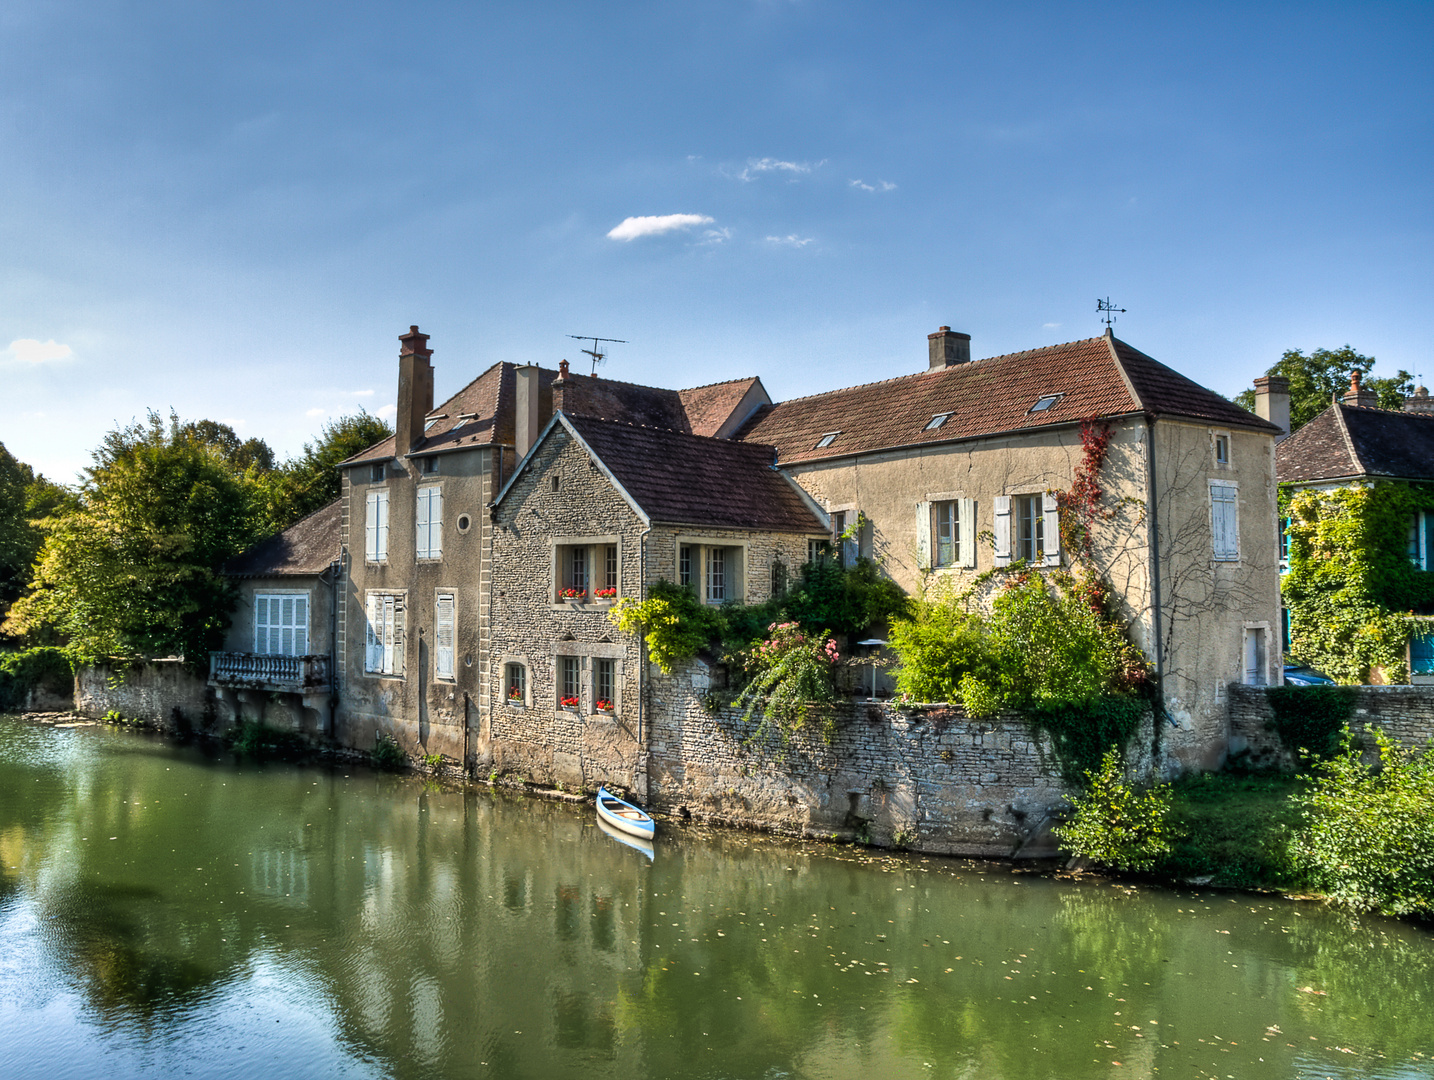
[3,1,1431,482]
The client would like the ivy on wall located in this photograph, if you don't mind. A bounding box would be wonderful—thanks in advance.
[1282,483,1434,684]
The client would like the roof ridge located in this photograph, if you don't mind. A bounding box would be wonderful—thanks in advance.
[678,375,760,392]
[275,497,341,535]
[1333,403,1365,476]
[566,411,776,452]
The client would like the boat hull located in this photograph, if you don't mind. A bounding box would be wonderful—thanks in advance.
[596,786,655,841]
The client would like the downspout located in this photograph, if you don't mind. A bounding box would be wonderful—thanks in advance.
[636,523,653,798]
[327,554,342,738]
[1144,415,1172,728]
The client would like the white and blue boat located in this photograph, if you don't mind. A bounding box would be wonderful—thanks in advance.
[595,786,655,841]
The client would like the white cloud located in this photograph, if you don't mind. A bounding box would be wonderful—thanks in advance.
[849,179,897,193]
[698,227,732,245]
[376,404,398,421]
[7,338,73,363]
[607,213,714,241]
[765,234,814,248]
[349,389,375,397]
[306,407,326,417]
[1043,322,1062,329]
[739,157,814,182]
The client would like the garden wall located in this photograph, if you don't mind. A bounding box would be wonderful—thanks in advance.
[75,661,215,731]
[642,659,1158,858]
[1228,683,1434,770]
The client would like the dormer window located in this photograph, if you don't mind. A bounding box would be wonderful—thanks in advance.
[1029,394,1063,414]
[925,413,953,431]
[815,431,841,449]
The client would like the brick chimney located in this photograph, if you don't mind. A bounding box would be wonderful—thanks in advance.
[396,325,434,456]
[927,327,971,370]
[1341,369,1379,409]
[1405,385,1434,414]
[1253,375,1291,442]
[515,364,542,459]
[552,358,571,414]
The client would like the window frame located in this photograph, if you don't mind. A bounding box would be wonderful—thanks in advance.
[504,660,529,707]
[415,484,443,561]
[552,536,621,604]
[1242,622,1270,686]
[365,488,390,564]
[592,657,616,714]
[254,590,310,657]
[675,535,747,605]
[364,590,406,677]
[557,655,582,710]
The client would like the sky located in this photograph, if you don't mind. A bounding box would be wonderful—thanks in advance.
[2,0,1431,483]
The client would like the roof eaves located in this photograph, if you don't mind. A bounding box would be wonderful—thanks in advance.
[1106,332,1146,413]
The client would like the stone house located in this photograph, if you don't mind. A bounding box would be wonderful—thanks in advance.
[1273,370,1434,681]
[732,327,1284,769]
[484,412,827,791]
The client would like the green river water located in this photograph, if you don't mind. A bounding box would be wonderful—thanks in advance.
[1,716,1432,1080]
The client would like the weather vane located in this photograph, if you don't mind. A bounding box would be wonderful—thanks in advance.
[1097,298,1126,327]
[567,335,627,375]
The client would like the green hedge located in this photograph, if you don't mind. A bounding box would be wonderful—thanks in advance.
[0,647,74,711]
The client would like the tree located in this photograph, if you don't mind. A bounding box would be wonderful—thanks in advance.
[4,412,268,667]
[0,444,72,632]
[264,411,392,530]
[1234,346,1412,433]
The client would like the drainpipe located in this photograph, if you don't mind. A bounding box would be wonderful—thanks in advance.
[1144,415,1172,729]
[636,523,653,798]
[326,554,342,738]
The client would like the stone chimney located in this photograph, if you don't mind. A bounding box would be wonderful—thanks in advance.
[927,326,971,370]
[1405,385,1434,414]
[552,358,571,414]
[1253,375,1291,442]
[395,325,434,456]
[515,364,542,459]
[1341,369,1379,409]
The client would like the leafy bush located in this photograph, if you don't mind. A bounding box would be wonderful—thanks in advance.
[730,622,840,742]
[782,556,909,640]
[888,593,990,703]
[0,646,73,710]
[1292,730,1434,917]
[1032,697,1146,787]
[371,732,406,771]
[608,580,723,674]
[1054,748,1176,871]
[1265,684,1355,761]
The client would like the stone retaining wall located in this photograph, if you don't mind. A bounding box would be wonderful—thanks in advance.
[1229,683,1434,770]
[75,661,214,731]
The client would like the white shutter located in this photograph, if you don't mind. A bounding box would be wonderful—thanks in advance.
[391,597,405,677]
[366,594,381,672]
[430,488,442,558]
[365,492,379,561]
[415,487,431,557]
[994,496,1012,566]
[915,502,931,569]
[435,595,455,679]
[376,491,389,561]
[280,597,295,655]
[959,497,976,568]
[1212,484,1238,560]
[294,596,308,655]
[1042,491,1061,566]
[255,596,270,654]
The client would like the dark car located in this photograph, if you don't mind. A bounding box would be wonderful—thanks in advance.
[1282,663,1335,686]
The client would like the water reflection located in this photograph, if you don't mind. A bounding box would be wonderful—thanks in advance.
[2,717,1432,1080]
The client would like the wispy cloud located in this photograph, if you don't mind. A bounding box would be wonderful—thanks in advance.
[765,234,814,248]
[849,179,896,193]
[1043,322,1062,329]
[376,404,397,421]
[698,227,732,246]
[349,389,375,397]
[737,157,825,182]
[7,338,73,363]
[607,213,714,241]
[306,407,326,417]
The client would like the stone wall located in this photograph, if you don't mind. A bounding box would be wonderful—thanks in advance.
[1229,683,1434,769]
[643,658,1158,858]
[75,661,214,731]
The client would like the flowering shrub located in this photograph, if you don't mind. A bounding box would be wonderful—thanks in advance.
[595,698,613,711]
[731,622,840,742]
[594,587,617,600]
[559,695,580,708]
[559,588,587,601]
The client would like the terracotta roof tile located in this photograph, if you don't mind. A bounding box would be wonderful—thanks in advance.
[565,415,824,534]
[1278,403,1434,484]
[678,377,766,437]
[224,500,340,577]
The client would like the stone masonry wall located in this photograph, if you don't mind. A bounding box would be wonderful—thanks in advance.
[75,662,214,730]
[1229,683,1434,770]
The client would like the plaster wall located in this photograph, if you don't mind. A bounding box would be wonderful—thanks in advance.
[222,575,334,657]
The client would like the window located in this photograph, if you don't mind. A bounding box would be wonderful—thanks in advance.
[365,489,390,562]
[558,656,581,708]
[1211,482,1239,561]
[555,540,618,602]
[370,463,385,482]
[255,593,308,656]
[505,662,527,706]
[771,561,788,598]
[808,539,827,565]
[1015,495,1044,564]
[707,547,726,602]
[434,593,455,680]
[831,511,857,567]
[920,497,976,570]
[422,456,439,474]
[1408,512,1434,570]
[601,545,618,597]
[925,413,952,431]
[593,658,615,712]
[933,501,959,568]
[1214,434,1230,466]
[1243,626,1268,686]
[993,493,1059,567]
[365,592,405,676]
[815,431,840,449]
[1029,394,1063,413]
[416,486,442,559]
[1279,516,1291,571]
[679,545,694,586]
[680,540,744,602]
[1411,625,1434,677]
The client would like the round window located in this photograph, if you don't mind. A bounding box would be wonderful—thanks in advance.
[456,513,472,533]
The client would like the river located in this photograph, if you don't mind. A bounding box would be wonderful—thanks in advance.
[1,716,1431,1079]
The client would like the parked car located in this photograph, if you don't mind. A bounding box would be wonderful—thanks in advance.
[1282,663,1335,686]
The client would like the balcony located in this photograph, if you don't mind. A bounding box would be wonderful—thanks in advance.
[209,652,331,694]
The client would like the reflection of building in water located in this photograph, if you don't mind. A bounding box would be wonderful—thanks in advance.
[250,846,309,903]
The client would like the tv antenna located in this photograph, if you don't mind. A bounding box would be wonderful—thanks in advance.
[567,335,627,375]
[1097,298,1126,328]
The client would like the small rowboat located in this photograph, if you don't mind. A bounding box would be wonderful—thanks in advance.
[596,786,655,841]
[596,815,655,860]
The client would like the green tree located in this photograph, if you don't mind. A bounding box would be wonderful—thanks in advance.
[264,411,392,530]
[3,411,268,668]
[1234,346,1412,432]
[0,444,72,631]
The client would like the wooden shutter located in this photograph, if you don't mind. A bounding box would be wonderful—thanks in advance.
[365,492,379,561]
[391,596,405,676]
[435,595,455,678]
[294,596,308,655]
[1212,485,1238,560]
[415,487,431,558]
[1042,491,1061,566]
[993,496,1012,566]
[280,596,295,655]
[255,596,270,654]
[915,502,931,570]
[959,498,976,568]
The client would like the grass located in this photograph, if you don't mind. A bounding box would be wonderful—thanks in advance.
[1158,771,1312,891]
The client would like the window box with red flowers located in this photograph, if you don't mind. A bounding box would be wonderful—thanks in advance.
[594,699,614,714]
[559,695,580,710]
[558,588,587,602]
[507,687,525,707]
[593,587,617,601]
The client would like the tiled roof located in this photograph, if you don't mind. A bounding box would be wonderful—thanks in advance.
[224,500,340,577]
[735,333,1276,464]
[564,414,825,534]
[678,377,767,437]
[1278,403,1434,484]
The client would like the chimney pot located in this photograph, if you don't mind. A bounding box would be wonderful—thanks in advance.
[1341,368,1380,409]
[1253,374,1291,442]
[927,326,971,370]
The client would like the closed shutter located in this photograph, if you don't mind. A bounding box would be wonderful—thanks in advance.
[280,596,295,655]
[365,492,379,561]
[915,502,932,570]
[255,596,270,653]
[1042,491,1061,566]
[416,487,431,557]
[377,491,389,561]
[293,596,308,655]
[959,497,976,568]
[994,496,1012,566]
[390,596,405,676]
[1212,485,1238,560]
[435,595,455,678]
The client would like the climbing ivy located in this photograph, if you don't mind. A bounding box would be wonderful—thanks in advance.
[1282,483,1434,683]
[1265,685,1355,762]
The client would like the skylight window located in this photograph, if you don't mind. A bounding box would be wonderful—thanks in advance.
[815,431,841,449]
[1029,394,1063,414]
[925,413,953,431]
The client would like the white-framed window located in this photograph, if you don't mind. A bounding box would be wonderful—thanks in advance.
[1211,481,1239,562]
[434,592,455,680]
[707,547,727,601]
[1279,515,1291,571]
[593,657,615,713]
[807,538,827,565]
[1408,511,1434,570]
[504,661,528,706]
[831,510,863,567]
[365,592,405,676]
[993,493,1060,567]
[365,489,390,563]
[557,655,581,709]
[255,592,309,656]
[555,539,619,601]
[917,496,976,570]
[370,463,385,482]
[1214,432,1231,466]
[416,485,442,560]
[678,539,744,603]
